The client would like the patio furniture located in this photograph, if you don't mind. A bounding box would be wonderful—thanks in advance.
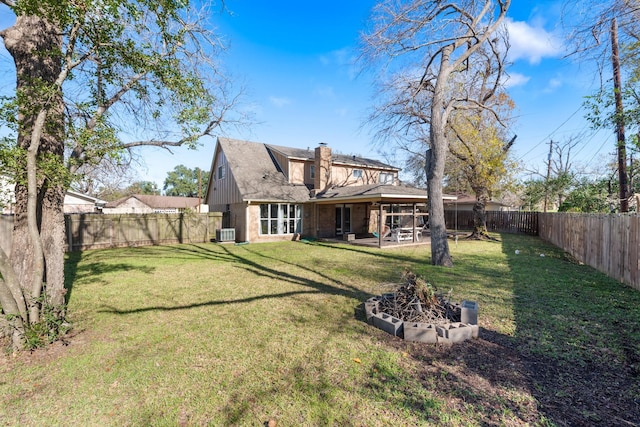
[391,227,421,242]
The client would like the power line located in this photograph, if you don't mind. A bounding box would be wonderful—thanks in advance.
[571,128,600,158]
[516,104,584,162]
[584,133,613,167]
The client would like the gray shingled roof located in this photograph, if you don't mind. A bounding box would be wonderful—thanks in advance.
[266,144,399,170]
[315,183,429,201]
[105,194,201,208]
[315,184,458,203]
[218,138,311,203]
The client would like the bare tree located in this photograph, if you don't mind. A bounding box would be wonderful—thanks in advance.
[527,136,582,210]
[362,0,510,266]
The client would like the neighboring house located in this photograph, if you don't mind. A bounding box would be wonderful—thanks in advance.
[64,190,107,214]
[103,194,208,214]
[1,175,105,214]
[444,193,513,212]
[205,137,456,243]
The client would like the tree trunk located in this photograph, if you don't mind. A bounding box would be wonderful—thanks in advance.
[0,247,26,349]
[611,18,630,213]
[426,139,453,267]
[2,15,67,323]
[469,187,490,239]
[426,46,454,268]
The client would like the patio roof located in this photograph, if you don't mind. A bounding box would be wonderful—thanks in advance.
[312,183,457,204]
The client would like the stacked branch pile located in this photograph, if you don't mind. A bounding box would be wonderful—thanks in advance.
[377,270,461,325]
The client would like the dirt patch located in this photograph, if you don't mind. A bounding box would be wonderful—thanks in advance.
[0,329,87,368]
[381,327,640,426]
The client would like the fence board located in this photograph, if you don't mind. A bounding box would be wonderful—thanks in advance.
[1,212,223,255]
[539,213,640,292]
[444,210,538,235]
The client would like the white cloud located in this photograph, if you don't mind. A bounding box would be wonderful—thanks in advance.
[320,48,350,66]
[505,18,563,65]
[269,96,292,108]
[503,72,531,88]
[320,47,359,80]
[314,85,335,99]
[544,77,562,93]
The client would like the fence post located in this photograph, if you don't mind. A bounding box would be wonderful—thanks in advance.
[66,215,73,252]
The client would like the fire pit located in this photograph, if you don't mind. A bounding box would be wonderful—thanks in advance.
[365,271,478,344]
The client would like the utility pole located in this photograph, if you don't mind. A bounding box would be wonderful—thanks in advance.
[611,17,630,212]
[544,140,554,213]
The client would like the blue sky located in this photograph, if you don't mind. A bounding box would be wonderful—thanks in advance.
[0,1,616,190]
[147,0,610,188]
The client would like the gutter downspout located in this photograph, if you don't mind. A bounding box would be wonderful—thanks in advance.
[245,201,250,243]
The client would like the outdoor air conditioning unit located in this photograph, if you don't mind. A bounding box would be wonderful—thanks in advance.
[216,228,235,242]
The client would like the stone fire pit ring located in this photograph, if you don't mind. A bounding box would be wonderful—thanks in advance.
[365,295,479,344]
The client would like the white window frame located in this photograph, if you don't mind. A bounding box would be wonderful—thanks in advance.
[353,169,363,179]
[259,203,303,235]
[218,164,226,180]
[379,172,394,184]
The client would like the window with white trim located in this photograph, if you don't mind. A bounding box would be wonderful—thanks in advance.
[217,164,226,180]
[353,169,363,179]
[259,203,302,235]
[379,172,394,184]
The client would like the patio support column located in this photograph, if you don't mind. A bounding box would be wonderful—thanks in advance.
[413,203,417,242]
[378,202,383,248]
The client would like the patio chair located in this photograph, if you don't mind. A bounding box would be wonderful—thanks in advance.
[372,225,392,240]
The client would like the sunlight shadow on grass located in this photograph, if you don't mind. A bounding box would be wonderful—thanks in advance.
[501,233,640,426]
[97,290,323,315]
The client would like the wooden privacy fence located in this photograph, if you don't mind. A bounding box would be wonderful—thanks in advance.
[445,210,539,235]
[539,213,640,292]
[0,212,223,255]
[66,212,223,251]
[3,210,638,291]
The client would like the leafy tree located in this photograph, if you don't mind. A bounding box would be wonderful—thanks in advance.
[520,172,575,212]
[0,0,242,351]
[445,103,518,239]
[519,179,547,211]
[127,181,161,196]
[163,165,209,197]
[362,0,510,266]
[559,177,615,212]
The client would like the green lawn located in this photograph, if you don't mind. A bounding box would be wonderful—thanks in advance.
[1,234,639,426]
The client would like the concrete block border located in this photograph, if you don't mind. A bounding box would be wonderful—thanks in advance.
[365,296,479,344]
[372,312,404,337]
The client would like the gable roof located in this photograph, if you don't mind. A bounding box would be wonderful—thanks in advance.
[217,137,311,203]
[266,144,399,171]
[105,194,201,209]
[65,190,107,205]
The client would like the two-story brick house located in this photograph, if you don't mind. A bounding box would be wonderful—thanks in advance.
[205,137,453,244]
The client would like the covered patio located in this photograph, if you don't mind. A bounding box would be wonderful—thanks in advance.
[312,184,456,248]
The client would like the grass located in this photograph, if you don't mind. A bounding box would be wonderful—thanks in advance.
[1,234,639,426]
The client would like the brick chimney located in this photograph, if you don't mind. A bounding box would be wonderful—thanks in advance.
[314,143,331,192]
